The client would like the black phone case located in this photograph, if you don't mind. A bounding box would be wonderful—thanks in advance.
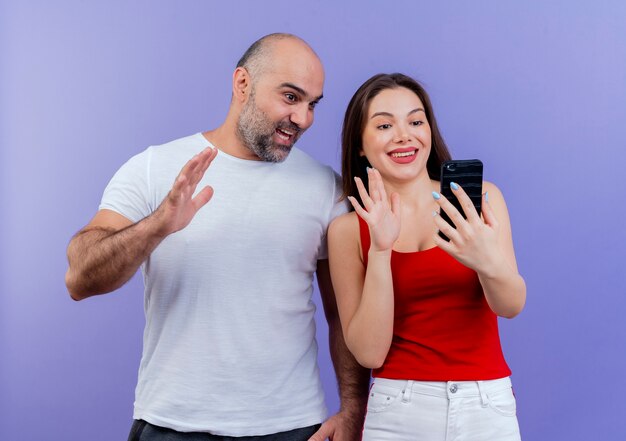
[438,159,483,242]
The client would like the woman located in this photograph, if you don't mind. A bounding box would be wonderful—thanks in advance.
[328,73,526,440]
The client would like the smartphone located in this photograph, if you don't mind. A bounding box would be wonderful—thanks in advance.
[438,159,483,242]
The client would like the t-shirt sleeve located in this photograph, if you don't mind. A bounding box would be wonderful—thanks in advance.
[318,169,349,260]
[99,148,153,223]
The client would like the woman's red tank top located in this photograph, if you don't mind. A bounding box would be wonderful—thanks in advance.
[358,215,511,380]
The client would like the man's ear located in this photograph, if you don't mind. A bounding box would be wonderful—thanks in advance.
[233,67,250,103]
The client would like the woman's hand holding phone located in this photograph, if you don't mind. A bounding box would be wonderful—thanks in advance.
[433,183,503,274]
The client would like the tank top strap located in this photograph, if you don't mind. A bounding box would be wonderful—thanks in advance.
[357,214,371,266]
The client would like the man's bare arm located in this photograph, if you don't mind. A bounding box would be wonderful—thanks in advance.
[65,147,217,300]
[66,210,162,300]
[310,259,370,441]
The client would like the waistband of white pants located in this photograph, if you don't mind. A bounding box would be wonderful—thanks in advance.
[372,377,512,399]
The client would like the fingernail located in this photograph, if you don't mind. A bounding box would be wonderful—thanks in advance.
[432,210,438,217]
[485,191,489,202]
[432,191,441,200]
[451,182,459,190]
[366,167,372,172]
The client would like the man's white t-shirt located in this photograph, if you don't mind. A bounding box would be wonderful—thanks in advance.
[99,133,347,435]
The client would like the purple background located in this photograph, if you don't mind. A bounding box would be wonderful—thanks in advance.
[2,1,625,440]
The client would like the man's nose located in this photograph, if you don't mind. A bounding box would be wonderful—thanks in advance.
[290,104,312,130]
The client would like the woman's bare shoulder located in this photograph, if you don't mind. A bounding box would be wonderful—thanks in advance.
[329,211,360,242]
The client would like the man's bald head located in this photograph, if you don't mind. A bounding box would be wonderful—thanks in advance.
[236,33,320,84]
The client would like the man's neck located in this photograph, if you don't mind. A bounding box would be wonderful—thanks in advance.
[202,122,261,161]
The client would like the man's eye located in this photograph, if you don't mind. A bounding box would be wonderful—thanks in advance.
[309,101,318,109]
[285,93,297,102]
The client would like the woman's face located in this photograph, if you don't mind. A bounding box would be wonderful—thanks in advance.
[360,87,432,182]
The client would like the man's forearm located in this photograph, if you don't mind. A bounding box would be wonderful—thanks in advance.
[65,216,165,300]
[328,316,370,433]
[316,259,370,436]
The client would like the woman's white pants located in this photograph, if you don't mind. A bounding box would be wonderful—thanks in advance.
[362,377,521,441]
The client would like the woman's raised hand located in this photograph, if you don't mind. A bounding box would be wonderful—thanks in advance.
[348,168,401,253]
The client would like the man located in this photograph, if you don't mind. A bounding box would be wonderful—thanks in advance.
[65,33,370,440]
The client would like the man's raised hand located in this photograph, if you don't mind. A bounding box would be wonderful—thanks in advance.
[152,146,218,237]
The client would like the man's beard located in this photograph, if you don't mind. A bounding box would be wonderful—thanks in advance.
[236,91,302,163]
